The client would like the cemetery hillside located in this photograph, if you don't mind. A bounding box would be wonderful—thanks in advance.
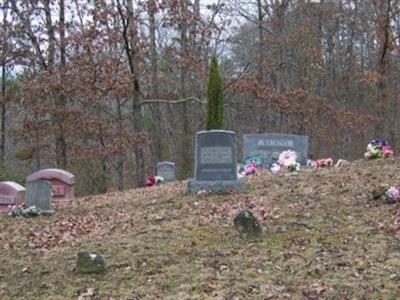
[1,157,400,299]
[1,1,400,193]
[1,1,400,299]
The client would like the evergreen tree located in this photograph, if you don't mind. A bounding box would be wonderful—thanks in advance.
[206,53,223,130]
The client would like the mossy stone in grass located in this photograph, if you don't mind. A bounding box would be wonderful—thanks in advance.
[75,252,106,274]
[234,209,262,241]
[371,185,388,200]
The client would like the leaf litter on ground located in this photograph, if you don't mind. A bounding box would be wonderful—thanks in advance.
[0,158,400,299]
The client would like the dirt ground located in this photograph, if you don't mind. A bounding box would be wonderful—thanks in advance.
[1,158,400,299]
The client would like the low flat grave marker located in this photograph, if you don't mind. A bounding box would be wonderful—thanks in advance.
[156,161,176,182]
[25,180,54,215]
[243,133,309,166]
[26,168,75,200]
[0,182,25,210]
[188,130,243,193]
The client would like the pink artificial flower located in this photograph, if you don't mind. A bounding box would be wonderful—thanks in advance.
[278,150,298,167]
[145,176,156,187]
[316,158,333,169]
[244,162,257,176]
[382,146,394,157]
[387,186,400,202]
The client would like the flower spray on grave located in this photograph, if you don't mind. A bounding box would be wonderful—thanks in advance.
[385,186,400,203]
[277,150,300,172]
[145,175,164,187]
[269,151,281,173]
[335,159,351,168]
[308,158,350,170]
[307,159,317,169]
[315,158,334,169]
[242,154,265,169]
[364,139,394,159]
[371,185,400,203]
[9,204,41,218]
[242,161,258,176]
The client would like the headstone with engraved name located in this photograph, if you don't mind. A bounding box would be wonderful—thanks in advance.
[26,168,75,200]
[0,182,25,210]
[156,161,176,182]
[243,133,309,166]
[188,130,243,193]
[25,180,54,215]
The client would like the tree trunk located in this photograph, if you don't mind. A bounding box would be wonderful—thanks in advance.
[1,2,7,162]
[129,0,145,187]
[1,64,5,163]
[55,0,67,169]
[374,0,392,139]
[117,0,145,187]
[35,113,41,170]
[43,0,55,68]
[43,0,67,168]
[148,1,163,162]
[179,1,192,179]
[133,96,144,187]
[116,99,124,190]
[257,0,264,81]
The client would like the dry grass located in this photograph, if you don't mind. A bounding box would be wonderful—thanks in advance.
[1,158,400,299]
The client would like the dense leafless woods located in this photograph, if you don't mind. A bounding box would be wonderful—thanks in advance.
[0,0,399,194]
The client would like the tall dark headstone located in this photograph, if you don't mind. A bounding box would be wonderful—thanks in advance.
[188,130,243,193]
[243,133,309,165]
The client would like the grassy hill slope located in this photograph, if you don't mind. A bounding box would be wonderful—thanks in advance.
[1,158,400,299]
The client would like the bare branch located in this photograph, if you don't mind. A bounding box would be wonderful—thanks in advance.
[236,9,276,37]
[139,97,205,105]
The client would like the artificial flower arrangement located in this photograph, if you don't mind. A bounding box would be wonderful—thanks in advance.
[315,158,334,169]
[269,162,281,173]
[385,186,400,203]
[9,204,41,218]
[277,150,300,172]
[306,159,317,169]
[145,175,164,187]
[242,154,265,169]
[243,161,258,176]
[364,139,394,159]
[307,158,350,169]
[335,159,350,168]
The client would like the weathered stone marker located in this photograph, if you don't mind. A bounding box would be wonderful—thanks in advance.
[27,168,75,200]
[156,161,176,182]
[25,180,54,215]
[75,251,106,274]
[188,130,243,193]
[0,181,25,209]
[234,209,262,240]
[243,133,309,166]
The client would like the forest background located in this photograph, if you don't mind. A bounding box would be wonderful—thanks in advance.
[0,0,399,195]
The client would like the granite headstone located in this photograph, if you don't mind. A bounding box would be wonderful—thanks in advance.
[188,130,243,193]
[243,133,309,165]
[0,181,25,210]
[156,161,176,182]
[27,168,75,200]
[25,180,54,215]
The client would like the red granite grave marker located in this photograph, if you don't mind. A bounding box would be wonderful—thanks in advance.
[0,181,25,211]
[27,168,75,200]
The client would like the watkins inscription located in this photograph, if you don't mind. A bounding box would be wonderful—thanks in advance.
[244,133,309,165]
